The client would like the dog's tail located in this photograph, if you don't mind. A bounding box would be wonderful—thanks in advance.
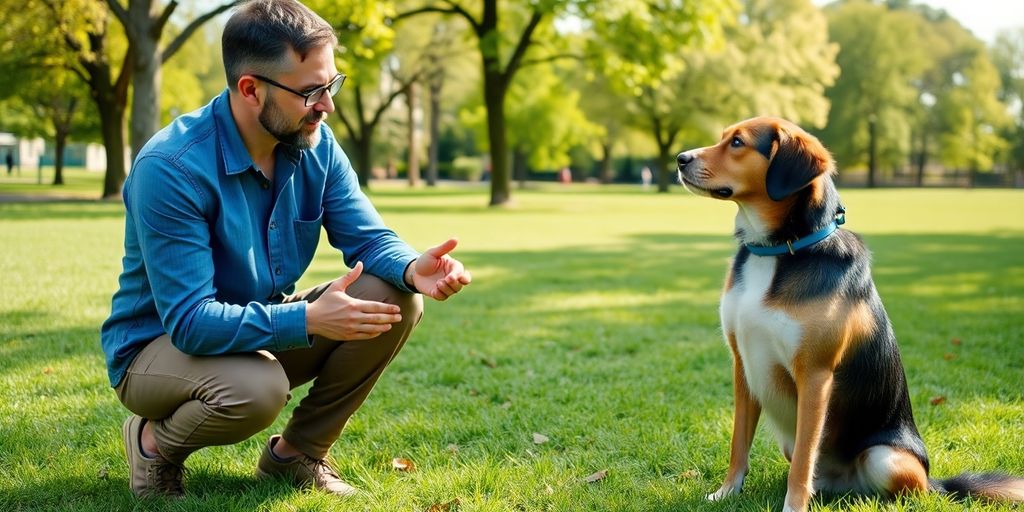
[931,473,1024,501]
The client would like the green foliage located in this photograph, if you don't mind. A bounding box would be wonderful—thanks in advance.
[449,155,484,181]
[0,186,1022,511]
[820,1,931,170]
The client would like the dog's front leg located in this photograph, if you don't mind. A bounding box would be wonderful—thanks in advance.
[783,368,834,512]
[709,340,761,501]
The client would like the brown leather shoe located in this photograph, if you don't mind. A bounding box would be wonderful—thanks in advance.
[122,415,184,498]
[256,435,359,497]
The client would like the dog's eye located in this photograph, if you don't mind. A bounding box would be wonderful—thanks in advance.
[730,136,744,148]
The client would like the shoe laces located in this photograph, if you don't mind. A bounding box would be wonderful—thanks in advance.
[303,455,341,481]
[148,459,185,495]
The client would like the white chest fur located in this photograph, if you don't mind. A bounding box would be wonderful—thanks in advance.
[720,255,802,448]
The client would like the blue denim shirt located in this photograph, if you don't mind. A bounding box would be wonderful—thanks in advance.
[100,89,418,387]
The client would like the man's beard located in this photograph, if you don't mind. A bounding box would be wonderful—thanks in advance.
[258,95,323,150]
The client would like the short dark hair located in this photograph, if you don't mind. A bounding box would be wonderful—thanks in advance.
[222,0,338,90]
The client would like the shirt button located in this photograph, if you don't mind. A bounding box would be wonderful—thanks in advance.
[275,267,282,276]
[261,182,269,190]
[269,220,277,230]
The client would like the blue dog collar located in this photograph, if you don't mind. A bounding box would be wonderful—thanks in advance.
[745,208,846,256]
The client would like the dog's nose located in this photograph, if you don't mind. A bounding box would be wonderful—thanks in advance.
[677,152,694,166]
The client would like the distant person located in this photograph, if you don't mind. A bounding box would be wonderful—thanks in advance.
[559,166,572,184]
[640,166,652,189]
[101,0,471,500]
[5,150,12,176]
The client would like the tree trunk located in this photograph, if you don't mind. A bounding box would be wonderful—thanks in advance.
[100,99,129,198]
[483,70,510,205]
[352,134,373,188]
[426,77,442,187]
[130,33,161,159]
[867,115,878,188]
[52,132,67,186]
[512,147,527,189]
[915,128,927,187]
[124,0,162,160]
[406,81,421,187]
[656,146,673,193]
[598,141,614,184]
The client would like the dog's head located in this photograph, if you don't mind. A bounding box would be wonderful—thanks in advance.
[676,117,835,203]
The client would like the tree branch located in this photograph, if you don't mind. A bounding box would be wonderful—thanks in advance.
[519,51,587,68]
[395,2,480,32]
[105,0,130,30]
[163,1,240,63]
[502,10,543,82]
[154,0,179,37]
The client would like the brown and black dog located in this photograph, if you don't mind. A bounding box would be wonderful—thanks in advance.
[676,116,1024,512]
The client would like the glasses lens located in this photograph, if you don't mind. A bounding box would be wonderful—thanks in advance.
[304,75,345,106]
[329,74,345,95]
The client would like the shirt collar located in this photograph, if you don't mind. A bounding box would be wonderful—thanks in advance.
[213,88,305,176]
[213,88,257,176]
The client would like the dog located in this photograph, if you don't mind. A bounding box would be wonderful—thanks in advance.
[676,116,1024,512]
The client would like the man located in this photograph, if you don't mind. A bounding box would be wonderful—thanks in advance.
[100,0,471,499]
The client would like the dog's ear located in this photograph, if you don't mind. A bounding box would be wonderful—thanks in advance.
[763,125,835,201]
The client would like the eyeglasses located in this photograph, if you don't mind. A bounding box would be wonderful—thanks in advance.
[252,73,346,107]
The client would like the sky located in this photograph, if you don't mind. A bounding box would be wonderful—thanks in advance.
[917,0,1024,42]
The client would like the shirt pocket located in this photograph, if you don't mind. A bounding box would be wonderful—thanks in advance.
[293,207,324,273]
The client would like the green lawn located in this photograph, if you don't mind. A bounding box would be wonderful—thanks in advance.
[1,183,1022,511]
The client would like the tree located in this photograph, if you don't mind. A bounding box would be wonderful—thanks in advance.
[308,0,433,187]
[991,28,1024,185]
[588,0,835,192]
[821,1,930,186]
[933,49,1010,186]
[583,0,739,192]
[106,0,239,159]
[397,0,574,206]
[461,57,602,187]
[36,0,133,198]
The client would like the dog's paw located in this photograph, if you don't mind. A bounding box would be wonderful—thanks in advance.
[706,484,741,501]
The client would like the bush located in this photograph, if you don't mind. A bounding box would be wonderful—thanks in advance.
[449,156,484,181]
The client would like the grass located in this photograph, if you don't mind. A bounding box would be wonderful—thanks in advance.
[0,182,1022,511]
[0,167,108,200]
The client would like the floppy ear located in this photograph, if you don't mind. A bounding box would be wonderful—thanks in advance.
[765,126,835,201]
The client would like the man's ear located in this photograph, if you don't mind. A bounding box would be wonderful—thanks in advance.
[765,126,835,201]
[236,76,262,107]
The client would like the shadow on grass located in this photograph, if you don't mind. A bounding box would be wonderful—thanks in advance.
[1,224,1021,510]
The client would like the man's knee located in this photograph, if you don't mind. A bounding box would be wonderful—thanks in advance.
[351,273,424,328]
[213,354,289,433]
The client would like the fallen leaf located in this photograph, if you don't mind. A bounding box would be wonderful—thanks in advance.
[392,457,416,472]
[679,469,700,479]
[584,469,609,483]
[532,432,549,445]
[480,356,497,368]
[42,367,53,375]
[930,396,946,406]
[97,467,109,479]
[425,498,460,511]
[545,484,554,495]
[446,443,459,454]
[951,338,962,346]
[500,401,512,409]
[943,353,957,361]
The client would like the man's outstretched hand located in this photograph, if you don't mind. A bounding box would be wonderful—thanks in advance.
[408,238,472,301]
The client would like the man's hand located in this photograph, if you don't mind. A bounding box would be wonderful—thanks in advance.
[407,238,472,301]
[305,262,402,340]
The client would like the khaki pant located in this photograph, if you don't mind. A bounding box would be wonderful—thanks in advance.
[115,274,423,465]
